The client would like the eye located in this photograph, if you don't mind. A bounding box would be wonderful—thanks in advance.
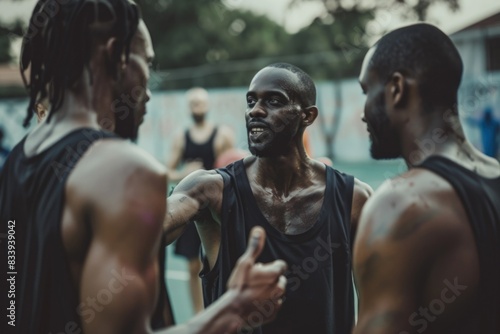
[269,97,283,106]
[247,96,256,107]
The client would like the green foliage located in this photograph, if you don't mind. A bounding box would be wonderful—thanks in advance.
[289,0,460,21]
[288,8,375,80]
[0,34,11,64]
[0,19,25,64]
[136,0,291,89]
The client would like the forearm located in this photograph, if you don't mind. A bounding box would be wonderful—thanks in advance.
[164,193,201,244]
[159,290,242,334]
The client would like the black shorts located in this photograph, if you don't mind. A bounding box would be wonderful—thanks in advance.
[174,223,201,260]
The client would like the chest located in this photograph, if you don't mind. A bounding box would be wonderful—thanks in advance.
[252,185,326,234]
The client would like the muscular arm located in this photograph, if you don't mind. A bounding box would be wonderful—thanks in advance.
[164,169,223,245]
[75,151,166,332]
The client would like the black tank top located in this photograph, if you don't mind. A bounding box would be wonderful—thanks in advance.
[418,156,500,333]
[182,127,217,170]
[200,160,355,334]
[0,129,170,333]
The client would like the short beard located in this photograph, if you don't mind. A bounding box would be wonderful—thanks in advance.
[192,114,205,124]
[248,128,295,158]
[369,93,400,160]
[113,103,138,141]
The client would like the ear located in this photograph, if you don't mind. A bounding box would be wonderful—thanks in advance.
[388,72,407,108]
[302,106,318,127]
[105,37,127,71]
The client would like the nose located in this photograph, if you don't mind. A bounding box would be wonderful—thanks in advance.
[247,102,267,119]
[361,112,366,123]
[145,88,152,103]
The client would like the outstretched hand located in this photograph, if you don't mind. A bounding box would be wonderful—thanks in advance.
[226,226,288,331]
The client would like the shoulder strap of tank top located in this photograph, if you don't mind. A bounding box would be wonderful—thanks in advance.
[207,126,218,146]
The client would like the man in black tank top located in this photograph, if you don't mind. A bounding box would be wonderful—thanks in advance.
[167,87,234,314]
[0,1,286,333]
[165,63,373,334]
[353,24,500,334]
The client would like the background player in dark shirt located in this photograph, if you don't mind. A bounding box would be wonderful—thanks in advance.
[354,23,500,334]
[164,63,372,333]
[167,87,234,314]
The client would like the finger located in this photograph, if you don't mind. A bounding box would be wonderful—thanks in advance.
[227,227,266,289]
[248,260,288,283]
[240,226,266,264]
[277,274,287,292]
[270,275,287,303]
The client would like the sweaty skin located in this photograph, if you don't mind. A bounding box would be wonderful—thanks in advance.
[353,38,500,334]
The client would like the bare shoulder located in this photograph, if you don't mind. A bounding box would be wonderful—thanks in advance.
[67,139,167,224]
[356,168,468,253]
[350,178,373,231]
[71,139,166,183]
[353,178,373,203]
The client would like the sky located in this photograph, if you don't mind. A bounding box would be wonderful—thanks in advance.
[1,0,500,34]
[231,0,500,34]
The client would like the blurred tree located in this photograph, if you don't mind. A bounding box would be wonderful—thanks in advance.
[290,0,460,21]
[0,19,25,64]
[135,0,291,90]
[0,20,26,98]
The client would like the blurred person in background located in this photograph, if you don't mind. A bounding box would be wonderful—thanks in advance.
[354,23,500,334]
[167,87,234,314]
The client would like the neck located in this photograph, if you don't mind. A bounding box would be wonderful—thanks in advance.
[400,108,472,167]
[91,64,117,132]
[49,77,99,127]
[254,138,312,195]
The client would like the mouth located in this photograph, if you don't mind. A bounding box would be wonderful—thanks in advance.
[248,125,271,143]
[249,127,266,136]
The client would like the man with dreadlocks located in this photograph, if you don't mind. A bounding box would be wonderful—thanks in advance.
[0,1,286,333]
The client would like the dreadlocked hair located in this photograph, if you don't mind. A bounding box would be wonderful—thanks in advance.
[20,0,140,127]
